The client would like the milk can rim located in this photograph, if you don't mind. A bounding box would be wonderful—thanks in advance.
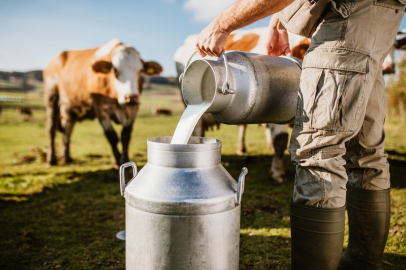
[147,136,221,151]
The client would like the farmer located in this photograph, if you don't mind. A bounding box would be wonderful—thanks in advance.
[195,0,404,269]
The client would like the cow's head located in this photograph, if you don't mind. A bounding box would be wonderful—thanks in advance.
[291,38,310,61]
[91,39,163,105]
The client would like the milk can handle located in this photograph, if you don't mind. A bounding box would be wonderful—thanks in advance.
[119,161,138,197]
[236,167,248,206]
[179,50,235,95]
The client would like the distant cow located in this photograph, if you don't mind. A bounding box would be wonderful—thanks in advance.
[151,107,173,116]
[174,28,308,182]
[17,106,32,118]
[382,30,406,75]
[44,39,162,167]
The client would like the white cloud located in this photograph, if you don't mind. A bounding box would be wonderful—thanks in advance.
[183,0,238,22]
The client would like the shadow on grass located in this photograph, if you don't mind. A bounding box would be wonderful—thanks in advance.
[0,168,127,270]
[388,158,406,188]
[1,153,405,269]
[382,253,406,269]
[240,234,291,270]
[0,154,295,269]
[222,154,294,230]
[338,248,406,270]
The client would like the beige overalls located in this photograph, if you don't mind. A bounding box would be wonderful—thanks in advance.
[288,0,405,208]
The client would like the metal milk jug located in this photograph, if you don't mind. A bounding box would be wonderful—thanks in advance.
[119,136,248,270]
[180,51,302,124]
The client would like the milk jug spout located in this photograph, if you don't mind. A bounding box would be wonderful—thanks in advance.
[180,50,302,125]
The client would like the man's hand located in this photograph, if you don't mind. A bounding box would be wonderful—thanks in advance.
[265,15,292,57]
[195,0,295,58]
[195,21,229,58]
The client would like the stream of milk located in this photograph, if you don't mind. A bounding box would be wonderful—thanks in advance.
[171,65,216,144]
[170,103,210,144]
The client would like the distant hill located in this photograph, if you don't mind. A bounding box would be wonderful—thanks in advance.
[0,71,180,87]
[149,76,178,86]
[0,70,43,82]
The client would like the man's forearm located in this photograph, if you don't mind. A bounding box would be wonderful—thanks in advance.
[216,0,295,34]
[196,0,295,57]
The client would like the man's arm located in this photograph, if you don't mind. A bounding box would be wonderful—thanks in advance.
[195,0,295,57]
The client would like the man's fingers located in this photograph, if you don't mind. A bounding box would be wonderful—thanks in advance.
[205,47,216,57]
[196,44,207,57]
[197,49,207,58]
[285,47,292,57]
[212,46,223,57]
[199,45,212,57]
[266,45,278,56]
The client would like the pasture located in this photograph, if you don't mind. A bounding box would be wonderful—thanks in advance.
[0,83,405,269]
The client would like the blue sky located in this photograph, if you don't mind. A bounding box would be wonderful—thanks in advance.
[1,0,405,77]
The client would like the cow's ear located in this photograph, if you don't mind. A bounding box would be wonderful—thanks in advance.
[92,60,113,74]
[143,61,163,76]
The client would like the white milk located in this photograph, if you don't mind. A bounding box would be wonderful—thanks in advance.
[171,104,210,144]
[171,66,215,144]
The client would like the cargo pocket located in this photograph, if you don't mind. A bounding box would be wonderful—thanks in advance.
[306,68,368,132]
[302,49,370,132]
[309,69,345,131]
[374,0,406,9]
[303,48,370,74]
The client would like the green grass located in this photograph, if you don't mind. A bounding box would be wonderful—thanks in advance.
[0,86,406,269]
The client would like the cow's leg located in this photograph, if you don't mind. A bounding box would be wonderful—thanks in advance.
[45,88,59,166]
[236,124,247,155]
[93,101,122,168]
[99,118,121,169]
[262,124,272,148]
[59,104,75,164]
[120,124,133,165]
[269,124,289,183]
[60,118,75,164]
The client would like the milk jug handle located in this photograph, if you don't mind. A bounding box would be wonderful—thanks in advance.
[119,161,138,197]
[179,50,235,95]
[236,167,248,206]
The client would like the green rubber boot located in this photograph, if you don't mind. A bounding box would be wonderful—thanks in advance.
[290,200,345,270]
[338,186,391,270]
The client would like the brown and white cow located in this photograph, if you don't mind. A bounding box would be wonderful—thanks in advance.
[382,31,406,75]
[44,39,162,168]
[174,28,309,183]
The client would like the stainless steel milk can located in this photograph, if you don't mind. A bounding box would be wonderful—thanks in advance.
[119,136,248,270]
[180,51,302,124]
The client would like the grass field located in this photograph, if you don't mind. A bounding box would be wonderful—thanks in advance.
[0,84,405,269]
